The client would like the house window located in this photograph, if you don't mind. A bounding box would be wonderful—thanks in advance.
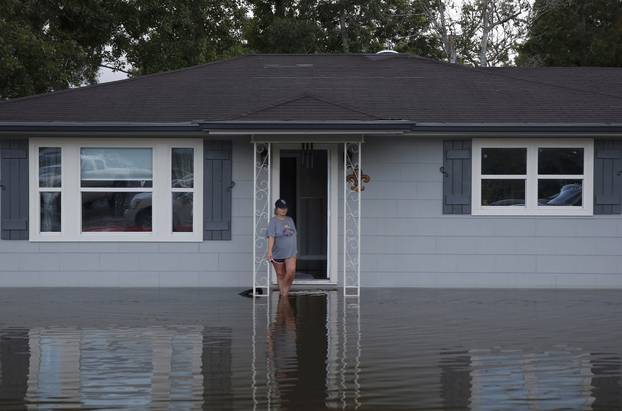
[29,138,203,241]
[171,148,194,232]
[38,147,62,232]
[80,148,153,232]
[472,139,593,215]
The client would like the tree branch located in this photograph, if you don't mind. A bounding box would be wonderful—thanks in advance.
[99,63,131,74]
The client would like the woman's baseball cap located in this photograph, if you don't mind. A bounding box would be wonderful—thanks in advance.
[275,199,288,209]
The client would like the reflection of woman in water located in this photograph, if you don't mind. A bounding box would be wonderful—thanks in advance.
[266,199,297,297]
[267,295,298,405]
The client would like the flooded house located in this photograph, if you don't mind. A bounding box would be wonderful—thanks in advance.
[0,53,621,290]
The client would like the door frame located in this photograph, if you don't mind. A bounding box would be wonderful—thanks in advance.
[271,143,339,285]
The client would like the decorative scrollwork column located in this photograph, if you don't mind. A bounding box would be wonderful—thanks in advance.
[253,142,271,295]
[343,142,362,297]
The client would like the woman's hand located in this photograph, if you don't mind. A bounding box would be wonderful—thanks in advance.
[267,251,273,261]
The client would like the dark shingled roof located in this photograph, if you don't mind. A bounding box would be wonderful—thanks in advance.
[1,53,622,124]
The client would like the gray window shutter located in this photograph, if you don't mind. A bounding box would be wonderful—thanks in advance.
[204,140,233,240]
[594,139,622,215]
[443,140,471,215]
[1,138,29,240]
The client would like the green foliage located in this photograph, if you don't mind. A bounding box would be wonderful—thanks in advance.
[0,0,116,99]
[110,0,248,75]
[245,0,436,55]
[518,0,622,66]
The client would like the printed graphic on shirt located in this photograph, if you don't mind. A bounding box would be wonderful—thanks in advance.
[282,223,295,237]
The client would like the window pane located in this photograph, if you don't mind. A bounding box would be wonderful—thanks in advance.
[172,148,194,188]
[538,179,582,206]
[40,192,61,232]
[482,148,526,175]
[82,192,152,232]
[538,148,583,175]
[80,148,152,188]
[39,147,61,188]
[482,179,526,206]
[173,193,193,232]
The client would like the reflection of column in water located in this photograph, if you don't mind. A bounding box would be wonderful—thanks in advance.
[325,292,340,407]
[340,296,362,410]
[252,295,272,411]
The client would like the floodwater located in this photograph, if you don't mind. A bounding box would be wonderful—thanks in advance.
[0,288,621,410]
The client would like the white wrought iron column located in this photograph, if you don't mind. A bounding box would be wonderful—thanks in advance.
[343,142,362,298]
[253,142,272,295]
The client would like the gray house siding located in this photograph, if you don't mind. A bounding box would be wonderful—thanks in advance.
[0,136,621,288]
[0,139,254,287]
[361,137,622,288]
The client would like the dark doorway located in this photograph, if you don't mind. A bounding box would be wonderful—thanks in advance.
[280,149,328,280]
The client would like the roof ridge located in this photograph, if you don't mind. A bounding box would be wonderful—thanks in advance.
[231,93,380,120]
[0,54,254,106]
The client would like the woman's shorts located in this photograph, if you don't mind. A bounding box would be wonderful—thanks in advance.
[272,258,286,263]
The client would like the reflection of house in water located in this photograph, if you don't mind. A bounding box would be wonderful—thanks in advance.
[0,326,233,409]
[0,329,30,408]
[253,291,361,410]
[202,327,234,410]
[438,349,622,411]
[269,295,328,410]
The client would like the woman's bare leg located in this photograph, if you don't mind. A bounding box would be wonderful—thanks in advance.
[282,256,297,296]
[272,261,287,295]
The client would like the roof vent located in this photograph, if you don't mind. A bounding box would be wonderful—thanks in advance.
[376,50,399,54]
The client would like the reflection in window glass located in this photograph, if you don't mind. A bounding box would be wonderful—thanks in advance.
[482,179,525,206]
[82,192,152,232]
[173,193,193,232]
[172,148,194,188]
[538,180,582,206]
[39,147,61,188]
[538,148,583,175]
[40,192,61,232]
[482,148,526,175]
[80,148,152,188]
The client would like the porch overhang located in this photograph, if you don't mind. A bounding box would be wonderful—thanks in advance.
[196,120,417,134]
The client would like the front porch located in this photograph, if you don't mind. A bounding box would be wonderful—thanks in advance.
[251,139,365,297]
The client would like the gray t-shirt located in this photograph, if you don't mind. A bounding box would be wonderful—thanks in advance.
[266,216,298,259]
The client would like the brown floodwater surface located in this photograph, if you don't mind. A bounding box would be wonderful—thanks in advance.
[0,288,620,410]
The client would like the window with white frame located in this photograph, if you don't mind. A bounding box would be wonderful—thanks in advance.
[29,138,203,241]
[472,139,594,215]
[38,147,62,232]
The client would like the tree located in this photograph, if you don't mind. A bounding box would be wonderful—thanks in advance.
[518,0,622,67]
[245,0,322,53]
[246,0,437,56]
[109,0,248,76]
[425,0,531,66]
[0,0,116,99]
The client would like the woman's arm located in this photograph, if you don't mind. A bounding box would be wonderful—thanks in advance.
[267,236,275,260]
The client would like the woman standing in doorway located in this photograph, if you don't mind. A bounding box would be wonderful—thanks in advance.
[266,199,297,296]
